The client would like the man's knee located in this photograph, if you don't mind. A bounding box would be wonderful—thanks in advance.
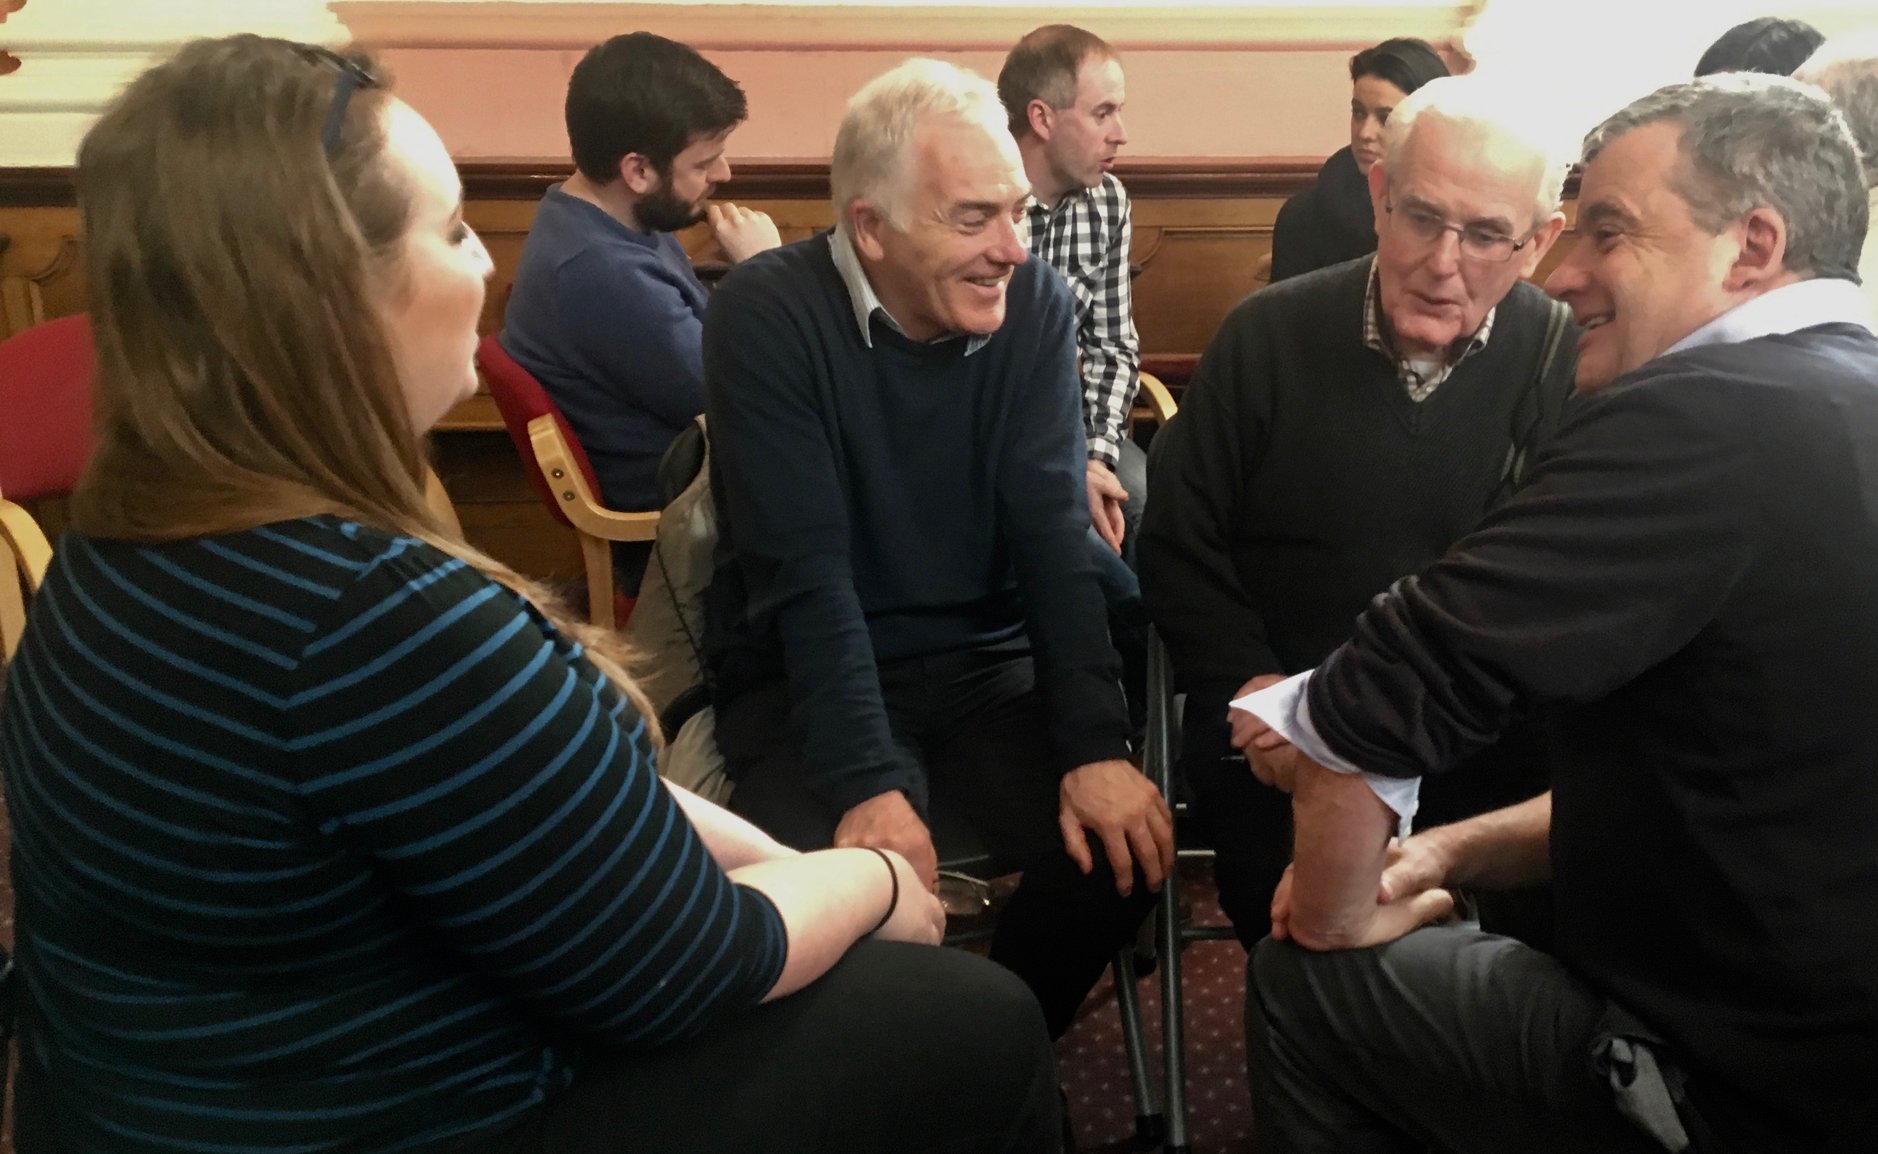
[1248,935,1316,1028]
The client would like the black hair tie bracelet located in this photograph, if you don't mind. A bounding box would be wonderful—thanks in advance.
[865,847,899,935]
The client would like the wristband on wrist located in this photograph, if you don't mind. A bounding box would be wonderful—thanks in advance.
[864,847,899,936]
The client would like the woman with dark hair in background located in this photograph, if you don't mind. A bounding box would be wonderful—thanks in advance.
[1695,17,1824,77]
[1268,37,1449,283]
[0,33,1059,1154]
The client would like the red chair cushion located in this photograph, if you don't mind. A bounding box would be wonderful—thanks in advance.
[0,314,96,501]
[476,334,613,529]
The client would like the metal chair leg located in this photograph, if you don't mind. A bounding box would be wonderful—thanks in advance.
[1143,628,1195,1153]
[1112,949,1165,1149]
[1156,875,1193,1153]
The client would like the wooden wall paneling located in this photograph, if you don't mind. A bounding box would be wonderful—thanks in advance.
[1130,195,1278,356]
[0,210,83,337]
[0,160,1582,590]
[428,428,585,586]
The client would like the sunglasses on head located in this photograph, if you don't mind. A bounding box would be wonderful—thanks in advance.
[293,43,379,157]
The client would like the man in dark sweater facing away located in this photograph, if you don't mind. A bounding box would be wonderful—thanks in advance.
[1239,74,1878,1154]
[1139,74,1576,947]
[702,58,1172,1041]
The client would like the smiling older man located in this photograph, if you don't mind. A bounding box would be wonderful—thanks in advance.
[701,58,1172,1043]
[1240,73,1878,1154]
[1139,74,1577,950]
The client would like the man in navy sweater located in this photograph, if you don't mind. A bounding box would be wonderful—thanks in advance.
[502,32,779,589]
[1240,75,1878,1154]
[702,58,1173,1042]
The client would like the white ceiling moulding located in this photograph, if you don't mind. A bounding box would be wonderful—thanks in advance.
[331,1,1484,53]
[0,0,347,164]
[1,1,346,55]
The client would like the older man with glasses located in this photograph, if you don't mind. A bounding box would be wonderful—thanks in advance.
[1139,73,1577,951]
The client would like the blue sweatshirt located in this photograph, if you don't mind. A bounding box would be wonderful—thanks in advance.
[501,185,710,512]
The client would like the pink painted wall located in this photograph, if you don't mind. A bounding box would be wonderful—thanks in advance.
[383,45,1358,162]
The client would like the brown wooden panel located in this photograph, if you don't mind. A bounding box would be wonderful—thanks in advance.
[1,160,1584,587]
[429,429,584,581]
[0,210,85,338]
[0,158,1328,210]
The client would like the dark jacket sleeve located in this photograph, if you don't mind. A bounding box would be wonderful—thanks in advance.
[702,264,925,814]
[1138,297,1286,702]
[1000,275,1132,770]
[1267,189,1320,285]
[1308,374,1755,778]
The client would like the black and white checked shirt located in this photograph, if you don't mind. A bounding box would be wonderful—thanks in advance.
[1360,255,1495,402]
[1025,172,1141,467]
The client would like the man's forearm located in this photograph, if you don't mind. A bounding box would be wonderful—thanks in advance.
[1420,791,1552,890]
[1287,761,1397,949]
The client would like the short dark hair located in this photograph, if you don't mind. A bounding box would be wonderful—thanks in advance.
[565,32,747,184]
[1695,18,1825,78]
[998,24,1115,139]
[1349,37,1450,96]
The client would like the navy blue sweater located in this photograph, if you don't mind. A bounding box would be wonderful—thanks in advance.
[1,518,786,1153]
[702,235,1130,813]
[501,186,710,512]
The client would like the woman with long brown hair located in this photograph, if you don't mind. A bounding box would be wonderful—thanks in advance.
[0,35,1058,1154]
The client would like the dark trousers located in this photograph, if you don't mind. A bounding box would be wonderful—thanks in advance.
[1246,928,1668,1154]
[448,941,1060,1154]
[716,647,1157,1040]
[1181,695,1553,949]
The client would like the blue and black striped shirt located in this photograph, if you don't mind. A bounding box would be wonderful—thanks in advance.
[0,517,787,1153]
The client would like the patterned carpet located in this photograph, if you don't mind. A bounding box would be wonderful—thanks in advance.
[1057,862,1255,1154]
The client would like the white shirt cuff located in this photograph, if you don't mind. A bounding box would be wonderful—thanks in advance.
[1231,670,1421,840]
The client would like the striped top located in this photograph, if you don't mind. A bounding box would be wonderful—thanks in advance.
[0,517,787,1154]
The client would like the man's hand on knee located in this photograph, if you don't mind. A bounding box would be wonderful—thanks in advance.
[1269,862,1456,950]
[834,791,939,892]
[1377,835,1454,905]
[1058,759,1175,897]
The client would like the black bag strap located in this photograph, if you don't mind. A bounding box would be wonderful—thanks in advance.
[648,417,715,733]
[1487,296,1573,512]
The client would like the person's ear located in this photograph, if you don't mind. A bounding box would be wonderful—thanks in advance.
[618,153,657,197]
[1722,206,1789,292]
[1026,98,1055,141]
[1517,212,1568,279]
[849,200,891,262]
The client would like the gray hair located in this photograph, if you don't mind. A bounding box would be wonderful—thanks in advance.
[1584,73,1866,280]
[1380,74,1571,226]
[832,58,1014,233]
[1796,32,1878,188]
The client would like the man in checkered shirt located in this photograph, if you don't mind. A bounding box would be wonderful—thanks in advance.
[999,25,1143,564]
